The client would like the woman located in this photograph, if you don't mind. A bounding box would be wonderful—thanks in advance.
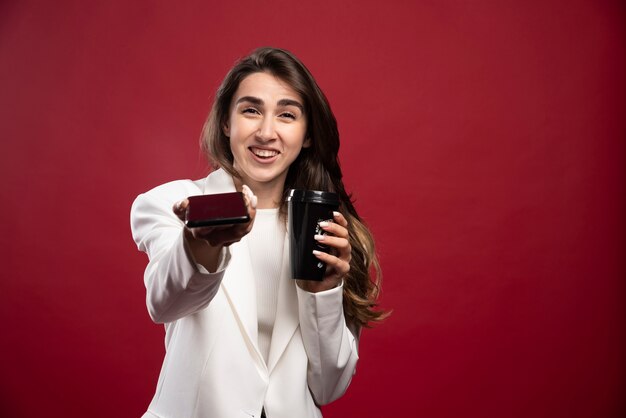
[131,47,386,418]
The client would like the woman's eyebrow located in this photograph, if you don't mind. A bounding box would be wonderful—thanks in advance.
[277,99,304,112]
[236,96,263,106]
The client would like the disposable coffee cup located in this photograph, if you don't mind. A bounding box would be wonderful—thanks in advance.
[286,189,340,281]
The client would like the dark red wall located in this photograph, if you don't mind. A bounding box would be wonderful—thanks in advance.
[1,1,624,417]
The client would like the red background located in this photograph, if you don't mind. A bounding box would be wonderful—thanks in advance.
[1,1,624,417]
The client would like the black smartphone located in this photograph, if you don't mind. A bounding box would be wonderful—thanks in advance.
[185,192,250,228]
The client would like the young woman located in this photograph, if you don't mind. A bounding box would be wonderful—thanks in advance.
[131,47,386,418]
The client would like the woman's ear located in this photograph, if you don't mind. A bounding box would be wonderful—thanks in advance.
[303,137,311,148]
[223,121,230,137]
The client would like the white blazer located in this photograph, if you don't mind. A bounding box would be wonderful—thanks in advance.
[130,169,359,418]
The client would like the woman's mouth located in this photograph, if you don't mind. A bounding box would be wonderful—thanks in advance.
[250,147,279,160]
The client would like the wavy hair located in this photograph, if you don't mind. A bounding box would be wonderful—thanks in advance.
[201,47,388,327]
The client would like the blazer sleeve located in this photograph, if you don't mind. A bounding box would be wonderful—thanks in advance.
[130,188,230,324]
[296,284,360,405]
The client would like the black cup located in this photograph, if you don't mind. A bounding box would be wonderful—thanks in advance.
[286,189,340,281]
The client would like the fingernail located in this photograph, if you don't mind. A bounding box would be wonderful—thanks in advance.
[319,221,329,228]
[333,211,341,217]
[251,195,257,209]
[312,250,322,255]
[314,234,325,241]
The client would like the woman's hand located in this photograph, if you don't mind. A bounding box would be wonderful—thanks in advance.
[173,185,257,272]
[297,211,351,293]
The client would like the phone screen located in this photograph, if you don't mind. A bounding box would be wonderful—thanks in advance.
[185,192,250,227]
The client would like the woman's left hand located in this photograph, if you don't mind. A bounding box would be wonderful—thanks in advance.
[296,211,351,293]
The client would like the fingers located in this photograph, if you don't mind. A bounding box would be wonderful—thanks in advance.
[332,211,348,228]
[313,249,350,278]
[241,184,258,220]
[314,234,350,256]
[203,225,245,247]
[318,213,349,239]
[316,211,351,260]
[172,199,190,222]
[314,210,352,281]
[188,223,246,247]
[238,184,257,235]
[241,184,258,210]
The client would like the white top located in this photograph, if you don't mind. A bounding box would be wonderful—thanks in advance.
[247,208,285,363]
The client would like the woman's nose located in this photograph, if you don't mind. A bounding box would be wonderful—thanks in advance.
[256,117,277,141]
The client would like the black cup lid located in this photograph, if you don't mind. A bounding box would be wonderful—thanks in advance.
[286,189,339,205]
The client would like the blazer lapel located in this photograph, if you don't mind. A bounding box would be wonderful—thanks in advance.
[221,237,266,373]
[267,233,299,373]
[201,169,300,374]
[202,169,266,372]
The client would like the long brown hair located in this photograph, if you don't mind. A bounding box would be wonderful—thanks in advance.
[201,47,388,327]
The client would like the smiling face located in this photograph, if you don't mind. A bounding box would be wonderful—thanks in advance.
[224,72,310,199]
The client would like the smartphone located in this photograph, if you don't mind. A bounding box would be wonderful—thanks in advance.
[185,192,250,228]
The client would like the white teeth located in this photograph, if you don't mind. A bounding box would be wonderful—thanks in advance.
[251,148,278,158]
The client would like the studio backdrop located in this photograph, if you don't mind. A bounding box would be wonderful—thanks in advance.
[0,1,624,417]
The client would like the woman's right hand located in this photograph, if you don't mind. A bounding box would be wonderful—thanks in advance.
[172,185,257,271]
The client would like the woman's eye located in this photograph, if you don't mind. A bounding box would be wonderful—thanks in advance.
[242,107,260,115]
[280,112,296,120]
